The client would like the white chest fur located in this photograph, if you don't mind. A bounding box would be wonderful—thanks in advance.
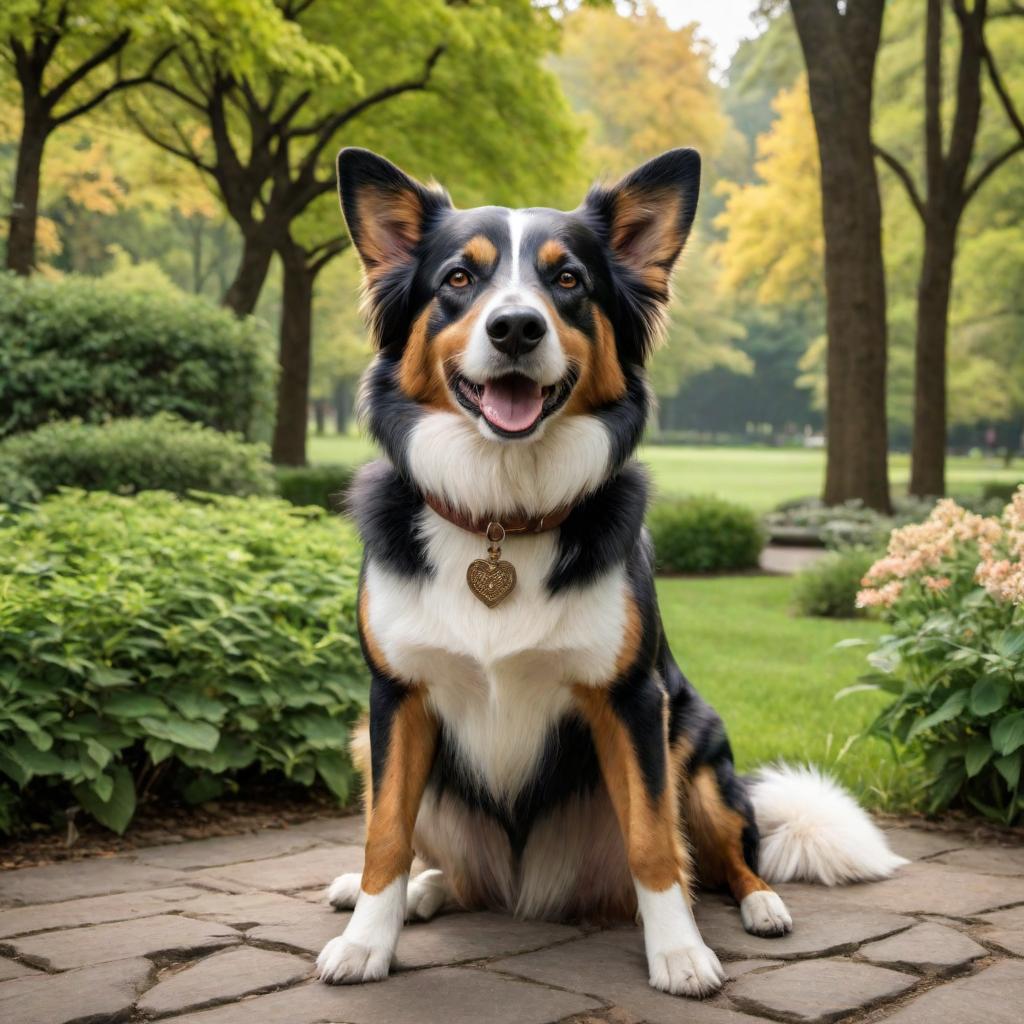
[365,510,627,802]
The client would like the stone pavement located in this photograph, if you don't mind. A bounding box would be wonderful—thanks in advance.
[1,817,1023,1024]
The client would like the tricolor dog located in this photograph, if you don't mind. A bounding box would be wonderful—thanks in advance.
[316,147,906,997]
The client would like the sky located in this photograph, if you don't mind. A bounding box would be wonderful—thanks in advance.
[653,0,763,74]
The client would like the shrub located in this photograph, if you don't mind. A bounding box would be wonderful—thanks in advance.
[0,274,276,440]
[0,415,276,499]
[276,463,357,511]
[765,497,938,549]
[0,453,39,507]
[982,480,1024,504]
[844,489,1024,824]
[792,548,880,618]
[0,491,367,835]
[648,496,764,573]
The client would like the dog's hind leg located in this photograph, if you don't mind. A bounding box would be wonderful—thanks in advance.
[327,869,448,921]
[680,762,792,938]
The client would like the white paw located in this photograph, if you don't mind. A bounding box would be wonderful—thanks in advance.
[406,869,446,921]
[648,943,726,997]
[740,890,793,937]
[325,872,362,910]
[316,935,393,984]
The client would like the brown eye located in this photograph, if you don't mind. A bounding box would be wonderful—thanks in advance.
[558,270,578,289]
[447,269,470,288]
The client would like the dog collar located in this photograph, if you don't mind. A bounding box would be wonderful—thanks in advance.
[422,493,573,609]
[421,493,573,537]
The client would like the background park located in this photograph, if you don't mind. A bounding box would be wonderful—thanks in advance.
[0,2,1023,1022]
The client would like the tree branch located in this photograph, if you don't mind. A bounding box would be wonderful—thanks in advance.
[44,29,131,109]
[980,27,1024,141]
[962,139,1024,207]
[872,144,926,219]
[125,103,216,174]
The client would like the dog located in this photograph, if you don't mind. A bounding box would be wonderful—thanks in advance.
[316,147,907,997]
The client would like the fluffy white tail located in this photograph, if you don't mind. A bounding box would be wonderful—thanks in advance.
[748,764,908,886]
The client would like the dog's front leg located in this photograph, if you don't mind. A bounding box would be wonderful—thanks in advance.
[574,682,725,998]
[317,675,437,984]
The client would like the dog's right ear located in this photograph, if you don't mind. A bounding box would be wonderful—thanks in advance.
[337,148,451,277]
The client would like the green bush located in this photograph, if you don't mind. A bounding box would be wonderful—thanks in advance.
[0,274,276,440]
[0,491,367,835]
[982,480,1024,504]
[0,415,276,499]
[276,463,357,511]
[648,496,764,573]
[792,548,880,618]
[845,493,1024,824]
[0,453,39,507]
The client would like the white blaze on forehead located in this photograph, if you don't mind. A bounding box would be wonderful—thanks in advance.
[507,209,527,286]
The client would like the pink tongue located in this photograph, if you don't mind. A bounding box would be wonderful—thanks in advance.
[481,375,544,433]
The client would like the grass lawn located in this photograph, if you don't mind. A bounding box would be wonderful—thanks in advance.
[656,574,912,811]
[308,433,1020,512]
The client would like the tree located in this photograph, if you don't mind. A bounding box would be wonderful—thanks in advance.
[789,0,892,512]
[872,0,1024,496]
[0,1,182,273]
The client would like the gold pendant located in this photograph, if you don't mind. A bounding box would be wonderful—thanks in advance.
[467,522,516,608]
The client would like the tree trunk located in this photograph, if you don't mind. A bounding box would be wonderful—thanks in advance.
[5,113,48,275]
[334,381,354,434]
[791,1,892,512]
[272,243,314,466]
[221,228,276,316]
[909,220,957,497]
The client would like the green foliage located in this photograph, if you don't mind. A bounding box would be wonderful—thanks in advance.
[846,496,1024,824]
[0,452,39,506]
[0,274,276,440]
[0,415,275,498]
[648,496,764,574]
[792,549,880,619]
[275,464,355,512]
[983,480,1024,504]
[0,491,367,834]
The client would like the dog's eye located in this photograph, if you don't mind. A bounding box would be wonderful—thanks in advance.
[557,271,578,289]
[446,269,471,289]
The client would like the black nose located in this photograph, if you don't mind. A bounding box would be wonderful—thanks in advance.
[486,306,546,358]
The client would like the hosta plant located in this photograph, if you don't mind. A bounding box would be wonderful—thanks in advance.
[0,491,366,835]
[842,489,1024,824]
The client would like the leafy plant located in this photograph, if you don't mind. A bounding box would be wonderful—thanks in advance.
[0,453,39,507]
[792,548,880,618]
[0,274,276,440]
[0,491,367,834]
[275,463,356,511]
[0,415,276,499]
[648,495,764,573]
[842,491,1024,824]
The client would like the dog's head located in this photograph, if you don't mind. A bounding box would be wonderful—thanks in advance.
[339,147,699,507]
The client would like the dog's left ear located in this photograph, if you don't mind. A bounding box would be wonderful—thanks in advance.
[583,148,701,300]
[337,148,451,277]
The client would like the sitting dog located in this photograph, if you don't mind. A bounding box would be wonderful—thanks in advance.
[317,147,906,997]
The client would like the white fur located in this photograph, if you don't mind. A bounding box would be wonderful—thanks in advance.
[317,874,406,984]
[635,882,725,997]
[326,870,447,921]
[739,890,792,936]
[749,764,909,886]
[407,410,611,519]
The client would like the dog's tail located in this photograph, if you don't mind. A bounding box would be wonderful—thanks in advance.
[748,764,908,886]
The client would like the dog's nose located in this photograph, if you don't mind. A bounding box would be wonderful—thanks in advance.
[486,306,546,358]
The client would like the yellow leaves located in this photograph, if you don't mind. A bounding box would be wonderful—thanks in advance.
[46,139,127,215]
[713,77,823,306]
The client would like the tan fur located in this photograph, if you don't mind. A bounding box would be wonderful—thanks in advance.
[538,239,567,269]
[680,765,774,904]
[613,591,642,678]
[360,685,439,894]
[356,185,426,279]
[572,685,692,895]
[398,302,486,409]
[610,187,684,297]
[553,306,627,414]
[464,234,498,269]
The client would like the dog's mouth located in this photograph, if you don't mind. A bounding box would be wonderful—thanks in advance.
[450,371,575,438]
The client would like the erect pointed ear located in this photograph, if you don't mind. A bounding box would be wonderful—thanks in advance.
[337,148,451,276]
[583,148,701,299]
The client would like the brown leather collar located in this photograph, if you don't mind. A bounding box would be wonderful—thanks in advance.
[422,493,573,537]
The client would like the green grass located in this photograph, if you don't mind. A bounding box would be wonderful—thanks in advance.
[656,574,914,811]
[308,433,1020,512]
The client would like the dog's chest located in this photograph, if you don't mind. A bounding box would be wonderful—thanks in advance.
[365,512,626,797]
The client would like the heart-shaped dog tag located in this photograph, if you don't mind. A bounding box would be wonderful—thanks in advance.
[467,558,517,608]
